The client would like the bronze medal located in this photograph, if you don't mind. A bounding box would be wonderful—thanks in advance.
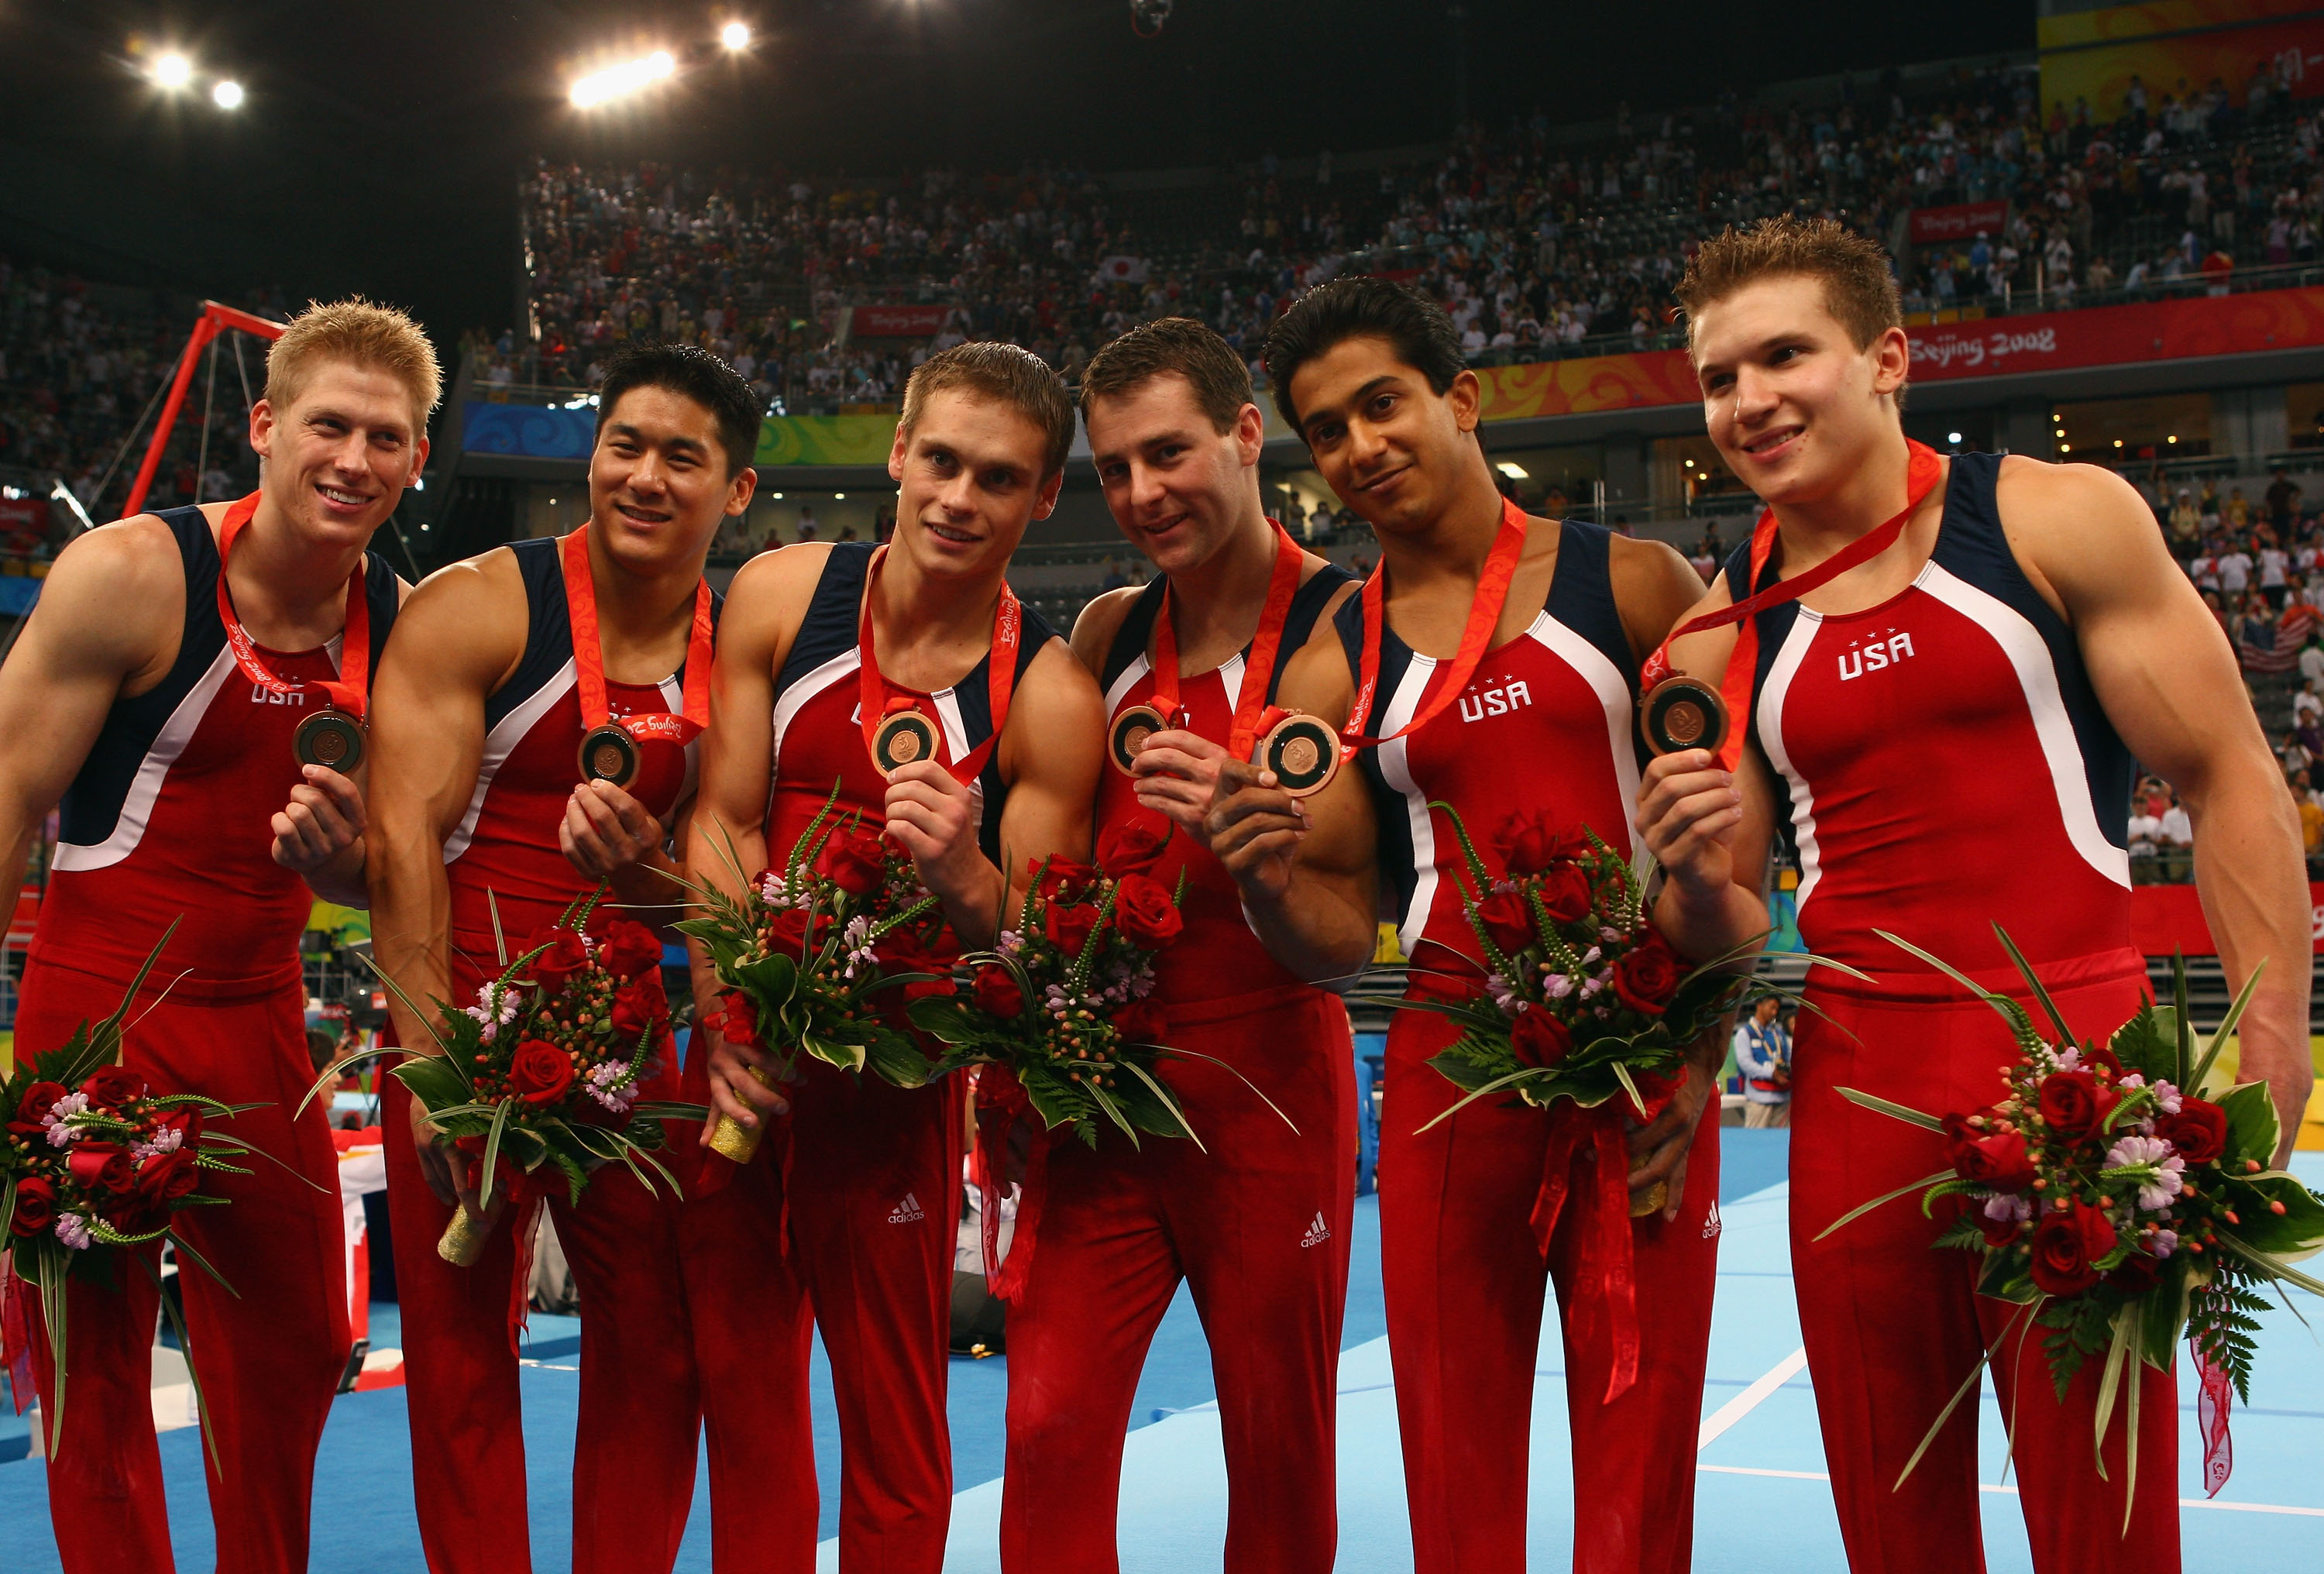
[871,709,941,779]
[1107,703,1168,775]
[577,723,641,787]
[1255,711,1339,797]
[1639,676,1729,758]
[293,707,367,772]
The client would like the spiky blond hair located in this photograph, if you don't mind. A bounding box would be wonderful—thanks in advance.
[263,297,442,431]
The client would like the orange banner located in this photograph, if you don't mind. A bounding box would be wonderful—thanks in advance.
[1471,350,1700,422]
[2039,0,2324,122]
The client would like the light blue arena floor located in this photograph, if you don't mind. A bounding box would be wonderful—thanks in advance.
[2,1134,2315,1570]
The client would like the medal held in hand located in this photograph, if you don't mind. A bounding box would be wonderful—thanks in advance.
[561,528,714,802]
[1252,707,1339,796]
[1638,676,1729,759]
[214,491,374,772]
[1114,521,1309,779]
[855,543,1022,784]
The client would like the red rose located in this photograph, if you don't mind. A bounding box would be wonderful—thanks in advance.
[1951,1130,2039,1192]
[524,928,592,991]
[1098,811,1174,878]
[10,1177,57,1236]
[2155,1098,2229,1167]
[8,1080,67,1137]
[872,931,955,1001]
[594,919,664,981]
[713,992,765,1052]
[1508,1005,1573,1069]
[1116,998,1168,1045]
[1044,901,1101,959]
[67,1143,135,1195]
[135,1147,202,1207]
[81,1066,146,1108]
[971,964,1025,1019]
[1476,888,1535,954]
[762,906,813,957]
[2106,1247,2162,1295]
[1534,864,1594,926]
[1030,857,1097,903]
[1610,933,1683,1016]
[610,975,667,1043]
[153,1107,204,1149]
[508,1040,576,1106]
[1113,874,1184,949]
[2036,1071,2112,1142]
[816,829,889,899]
[2030,1201,2119,1297]
[1494,810,1589,876]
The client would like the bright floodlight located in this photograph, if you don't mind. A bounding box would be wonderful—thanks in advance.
[153,53,194,89]
[570,49,678,108]
[721,22,751,50]
[212,80,244,109]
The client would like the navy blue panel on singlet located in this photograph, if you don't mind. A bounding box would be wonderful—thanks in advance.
[486,534,725,728]
[59,504,402,850]
[1728,454,2133,851]
[780,540,1059,863]
[1334,517,1630,929]
[1098,559,1359,696]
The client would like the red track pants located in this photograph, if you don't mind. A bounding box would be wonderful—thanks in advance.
[999,988,1357,1574]
[15,961,350,1574]
[1789,948,2179,1574]
[779,1060,965,1572]
[1379,1009,1721,1574]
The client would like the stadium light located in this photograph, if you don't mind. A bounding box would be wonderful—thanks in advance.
[153,52,194,90]
[212,80,244,109]
[570,50,676,108]
[721,22,752,51]
[1947,431,1963,445]
[1495,462,1528,479]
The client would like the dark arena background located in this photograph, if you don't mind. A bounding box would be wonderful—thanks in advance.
[2,2,2322,1569]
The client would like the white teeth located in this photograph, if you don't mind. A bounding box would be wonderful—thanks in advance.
[319,486,367,506]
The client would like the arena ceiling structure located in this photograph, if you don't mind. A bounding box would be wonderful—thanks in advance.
[0,1,2032,359]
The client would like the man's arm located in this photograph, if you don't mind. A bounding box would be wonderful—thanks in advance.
[1204,635,1380,984]
[687,549,814,1136]
[2009,459,2315,1161]
[0,523,176,904]
[273,576,415,909]
[889,639,1105,948]
[365,555,525,1205]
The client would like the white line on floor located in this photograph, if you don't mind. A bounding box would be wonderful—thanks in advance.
[1697,1465,2324,1516]
[1696,1347,1808,1450]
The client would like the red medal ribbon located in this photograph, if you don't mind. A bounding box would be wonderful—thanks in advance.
[559,528,714,746]
[2195,1340,2236,1496]
[856,543,1023,785]
[1146,518,1308,758]
[1341,495,1531,758]
[968,1063,1050,1304]
[1638,440,1944,769]
[214,491,370,720]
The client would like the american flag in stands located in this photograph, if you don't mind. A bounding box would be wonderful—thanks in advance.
[2241,603,2320,672]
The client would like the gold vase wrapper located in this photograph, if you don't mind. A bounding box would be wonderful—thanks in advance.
[437,1202,490,1266]
[1628,1180,1669,1219]
[708,1064,779,1163]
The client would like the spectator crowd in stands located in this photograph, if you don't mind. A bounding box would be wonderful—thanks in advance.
[507,57,2324,418]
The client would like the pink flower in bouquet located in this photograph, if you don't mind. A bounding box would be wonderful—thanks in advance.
[1978,1191,2031,1245]
[53,1213,93,1252]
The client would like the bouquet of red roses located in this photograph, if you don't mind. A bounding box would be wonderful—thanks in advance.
[322,888,703,1266]
[1380,805,1820,1176]
[1825,930,2324,1516]
[1,928,256,1463]
[906,833,1229,1150]
[679,788,951,1161]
